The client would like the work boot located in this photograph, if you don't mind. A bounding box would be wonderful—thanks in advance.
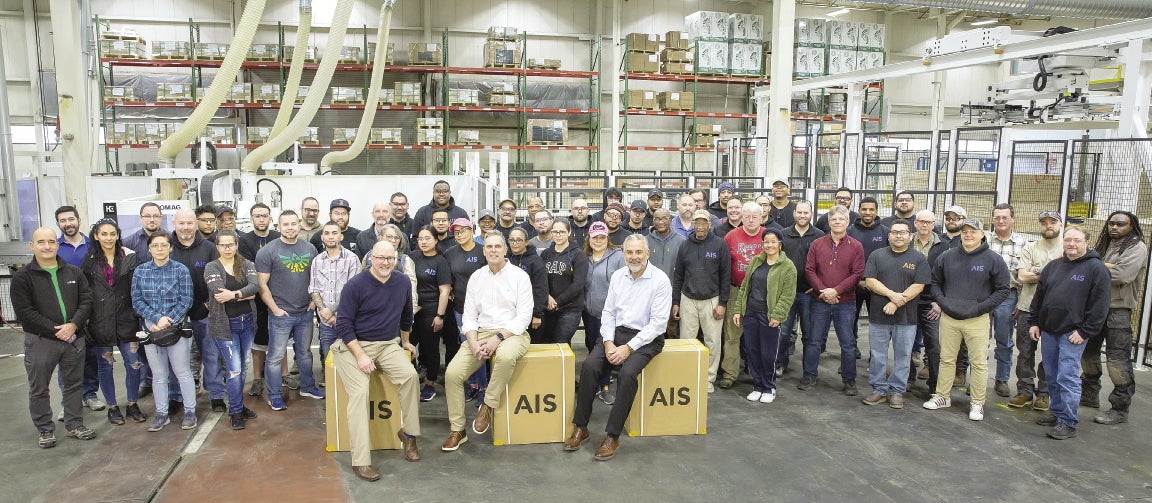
[1007,393,1032,408]
[1094,409,1128,425]
[1032,395,1050,411]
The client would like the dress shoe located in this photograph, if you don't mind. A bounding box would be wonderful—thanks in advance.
[441,431,468,452]
[352,465,380,482]
[593,436,619,461]
[397,431,420,462]
[563,426,590,451]
[472,404,493,435]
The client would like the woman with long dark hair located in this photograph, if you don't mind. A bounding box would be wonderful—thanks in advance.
[81,218,146,425]
[204,231,260,429]
[410,225,451,401]
[540,220,588,345]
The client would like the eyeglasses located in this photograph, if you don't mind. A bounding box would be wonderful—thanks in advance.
[534,216,553,223]
[141,214,162,219]
[197,217,216,223]
[1107,221,1130,227]
[219,216,235,223]
[371,255,397,262]
[216,242,237,249]
[896,197,914,203]
[915,219,935,224]
[835,196,852,201]
[302,208,320,213]
[944,216,962,222]
[889,230,910,236]
[508,238,526,243]
[148,243,170,249]
[571,206,589,211]
[654,216,672,221]
[391,201,409,207]
[552,229,569,235]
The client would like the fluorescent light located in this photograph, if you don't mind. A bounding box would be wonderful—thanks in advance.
[827,8,851,17]
[970,19,998,26]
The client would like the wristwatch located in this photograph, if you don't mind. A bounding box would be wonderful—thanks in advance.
[496,333,505,341]
[233,292,240,300]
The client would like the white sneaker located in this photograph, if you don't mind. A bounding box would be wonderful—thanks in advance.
[707,383,715,393]
[759,390,776,403]
[922,394,951,410]
[84,396,106,411]
[969,403,985,421]
[746,391,762,401]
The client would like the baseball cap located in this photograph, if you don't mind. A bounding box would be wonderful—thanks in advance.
[499,199,517,209]
[648,189,664,199]
[588,221,609,237]
[606,202,628,217]
[692,209,711,221]
[1038,210,1062,222]
[478,209,496,221]
[630,200,647,210]
[449,217,473,233]
[718,181,735,193]
[944,205,967,218]
[330,198,351,211]
[770,177,790,187]
[215,205,235,217]
[959,218,982,231]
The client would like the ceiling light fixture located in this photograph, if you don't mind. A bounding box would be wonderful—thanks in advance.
[827,8,851,17]
[970,19,999,26]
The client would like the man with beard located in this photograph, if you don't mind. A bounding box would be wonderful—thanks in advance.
[778,200,823,376]
[847,197,888,360]
[941,206,966,248]
[496,199,520,240]
[195,204,218,242]
[238,203,281,396]
[1008,211,1063,411]
[591,188,624,223]
[568,198,592,248]
[766,178,796,229]
[356,202,393,259]
[309,221,361,379]
[310,199,361,254]
[528,210,556,252]
[712,198,743,239]
[298,197,323,242]
[646,189,664,219]
[983,203,1030,399]
[880,191,917,228]
[53,207,101,411]
[673,209,729,390]
[909,210,948,394]
[602,203,630,246]
[124,202,165,258]
[412,180,469,232]
[671,194,696,238]
[816,187,859,233]
[519,197,544,239]
[625,200,650,235]
[388,192,414,249]
[707,182,736,220]
[429,209,455,253]
[171,208,226,412]
[444,218,488,402]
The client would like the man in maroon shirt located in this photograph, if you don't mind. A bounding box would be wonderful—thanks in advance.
[800,205,866,395]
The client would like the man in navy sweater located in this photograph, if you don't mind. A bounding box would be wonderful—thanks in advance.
[333,240,421,480]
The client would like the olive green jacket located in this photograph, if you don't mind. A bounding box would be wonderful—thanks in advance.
[732,250,797,322]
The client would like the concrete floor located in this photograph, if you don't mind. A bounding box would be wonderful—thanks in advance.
[3,326,1151,502]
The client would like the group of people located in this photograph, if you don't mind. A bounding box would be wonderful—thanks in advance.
[13,180,1141,477]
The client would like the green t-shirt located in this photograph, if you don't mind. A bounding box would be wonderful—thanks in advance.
[42,265,68,321]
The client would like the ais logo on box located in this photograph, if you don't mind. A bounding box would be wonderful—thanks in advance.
[649,387,692,406]
[367,399,393,420]
[513,393,558,414]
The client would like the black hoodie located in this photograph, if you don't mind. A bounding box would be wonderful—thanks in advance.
[673,231,732,305]
[706,200,728,221]
[540,244,588,311]
[411,196,469,234]
[931,242,1011,320]
[170,231,220,320]
[1028,250,1111,338]
[508,244,548,319]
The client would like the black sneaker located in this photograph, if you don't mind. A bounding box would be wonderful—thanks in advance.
[420,384,436,402]
[230,412,246,430]
[843,380,858,396]
[38,431,56,449]
[1035,414,1058,427]
[126,403,147,423]
[242,407,258,419]
[107,405,125,425]
[1047,422,1077,440]
[211,399,227,413]
[797,377,816,391]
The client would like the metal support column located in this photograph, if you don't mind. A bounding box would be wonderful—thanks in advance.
[608,0,621,176]
[0,31,18,241]
[762,0,796,182]
[49,0,96,220]
[1118,38,1150,138]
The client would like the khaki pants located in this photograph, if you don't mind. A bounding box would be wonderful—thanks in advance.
[936,313,990,405]
[680,295,722,384]
[332,339,420,467]
[445,328,530,431]
[720,295,743,381]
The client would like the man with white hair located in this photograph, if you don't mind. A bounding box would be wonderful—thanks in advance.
[717,202,778,389]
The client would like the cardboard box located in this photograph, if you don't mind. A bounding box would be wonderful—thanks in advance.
[136,123,169,144]
[526,58,561,69]
[152,41,191,59]
[201,126,234,144]
[857,50,885,71]
[105,86,137,102]
[253,83,280,102]
[527,119,568,143]
[324,353,404,452]
[729,13,765,41]
[488,93,518,106]
[227,83,251,103]
[827,49,858,75]
[489,82,516,95]
[106,123,136,144]
[488,26,519,41]
[793,46,826,77]
[661,49,693,63]
[332,127,359,144]
[626,52,659,73]
[448,88,480,106]
[297,127,320,145]
[828,20,859,48]
[193,42,228,60]
[664,31,690,50]
[484,40,522,67]
[729,42,764,76]
[378,88,395,105]
[246,126,272,145]
[416,128,443,145]
[365,42,394,64]
[455,129,480,144]
[662,62,695,75]
[857,23,886,50]
[795,18,827,46]
[283,45,319,63]
[695,123,723,135]
[330,86,365,103]
[408,42,443,65]
[693,40,729,75]
[247,43,280,61]
[657,91,694,111]
[99,39,146,58]
[393,82,422,105]
[685,10,730,40]
[155,83,192,102]
[491,344,575,445]
[370,128,403,144]
[625,33,660,53]
[416,117,444,128]
[338,46,363,62]
[294,86,309,104]
[625,89,657,110]
[625,339,708,437]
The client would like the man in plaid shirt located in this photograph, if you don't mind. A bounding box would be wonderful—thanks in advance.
[310,221,362,378]
[983,203,1031,399]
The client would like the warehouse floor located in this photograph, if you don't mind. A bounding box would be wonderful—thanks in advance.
[3,326,1151,502]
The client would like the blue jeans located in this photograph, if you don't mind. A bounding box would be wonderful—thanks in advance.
[265,310,317,400]
[743,312,780,393]
[777,293,811,371]
[989,289,1018,381]
[214,313,255,415]
[455,311,489,390]
[95,343,142,406]
[867,323,916,395]
[318,322,338,368]
[190,318,226,400]
[581,310,611,387]
[804,300,857,381]
[144,336,196,415]
[1041,331,1088,428]
[545,308,583,345]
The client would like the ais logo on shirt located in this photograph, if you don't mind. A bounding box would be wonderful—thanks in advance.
[278,253,313,273]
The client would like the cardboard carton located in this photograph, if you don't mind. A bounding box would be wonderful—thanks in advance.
[492,344,576,445]
[625,339,709,437]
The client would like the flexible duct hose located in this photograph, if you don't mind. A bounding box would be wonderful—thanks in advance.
[158,0,267,168]
[271,5,313,138]
[241,0,356,172]
[320,0,394,169]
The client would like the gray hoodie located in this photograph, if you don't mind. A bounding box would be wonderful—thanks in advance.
[584,247,624,317]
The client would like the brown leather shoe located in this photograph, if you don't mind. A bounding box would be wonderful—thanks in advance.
[593,436,619,461]
[397,430,420,462]
[472,404,493,435]
[562,426,590,451]
[441,430,468,452]
[352,465,380,482]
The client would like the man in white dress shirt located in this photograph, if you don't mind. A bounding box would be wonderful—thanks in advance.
[563,234,672,461]
[440,231,534,452]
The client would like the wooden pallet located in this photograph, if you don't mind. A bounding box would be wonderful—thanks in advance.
[662,106,694,112]
[528,140,565,146]
[248,139,269,145]
[100,33,144,43]
[415,140,442,145]
[662,70,694,75]
[251,98,278,104]
[246,56,278,62]
[331,139,355,145]
[152,54,191,60]
[195,55,227,61]
[368,140,401,145]
[156,97,192,102]
[448,101,481,107]
[485,63,520,69]
[331,99,366,105]
[527,64,561,70]
[408,61,441,66]
[105,53,143,59]
[392,99,421,106]
[626,105,655,110]
[455,140,482,146]
[337,58,364,64]
[696,71,730,77]
[416,125,444,130]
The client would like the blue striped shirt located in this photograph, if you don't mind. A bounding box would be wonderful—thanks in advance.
[131,259,193,328]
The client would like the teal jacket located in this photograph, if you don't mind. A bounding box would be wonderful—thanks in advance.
[732,250,797,322]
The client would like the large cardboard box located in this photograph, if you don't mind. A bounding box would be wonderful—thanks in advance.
[527,119,568,143]
[625,33,660,53]
[664,31,690,50]
[408,42,443,65]
[729,42,764,76]
[693,40,729,75]
[685,10,730,40]
[492,344,575,445]
[484,40,522,67]
[729,13,765,42]
[625,339,708,437]
[657,91,694,111]
[324,352,404,452]
[626,52,659,73]
[625,89,657,110]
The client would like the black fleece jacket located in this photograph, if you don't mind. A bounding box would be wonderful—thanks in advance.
[931,242,1011,320]
[508,245,548,318]
[673,231,732,304]
[1028,250,1111,338]
[11,260,92,339]
[170,231,219,320]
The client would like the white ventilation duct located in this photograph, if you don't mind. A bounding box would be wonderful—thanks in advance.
[241,0,356,172]
[271,3,314,138]
[320,0,395,170]
[867,0,1150,20]
[157,0,268,168]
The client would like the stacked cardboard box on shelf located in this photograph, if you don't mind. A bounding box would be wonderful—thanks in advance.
[657,91,694,111]
[527,119,568,144]
[526,58,561,70]
[488,26,519,41]
[100,39,147,59]
[455,130,480,145]
[693,124,723,148]
[393,82,421,105]
[663,33,694,75]
[156,83,193,102]
[448,89,480,106]
[794,18,828,78]
[626,52,659,73]
[856,23,886,71]
[484,40,521,68]
[488,82,518,106]
[104,86,137,102]
[408,43,443,65]
[151,41,190,59]
[693,41,729,75]
[193,42,228,61]
[685,10,732,75]
[665,31,690,50]
[416,117,444,145]
[338,46,363,64]
[294,86,309,104]
[201,126,234,144]
[332,127,359,144]
[625,33,660,73]
[284,45,319,63]
[827,20,858,75]
[252,83,280,103]
[366,42,394,64]
[136,123,170,144]
[729,41,764,76]
[625,90,657,110]
[247,44,280,61]
[106,123,135,144]
[330,87,365,104]
[369,128,403,145]
[297,127,320,145]
[246,127,272,145]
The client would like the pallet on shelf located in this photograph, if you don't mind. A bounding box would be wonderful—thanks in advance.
[526,58,562,70]
[455,130,480,145]
[658,91,694,111]
[100,39,146,59]
[330,87,365,104]
[100,28,145,43]
[156,83,193,102]
[484,40,521,68]
[448,88,480,106]
[416,117,444,129]
[247,44,280,61]
[193,42,229,61]
[625,90,656,110]
[151,41,191,60]
[369,128,403,145]
[104,86,137,102]
[408,42,443,65]
[527,119,568,144]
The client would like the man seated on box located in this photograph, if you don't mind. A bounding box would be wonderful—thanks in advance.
[441,231,534,452]
[332,241,421,482]
[564,234,672,461]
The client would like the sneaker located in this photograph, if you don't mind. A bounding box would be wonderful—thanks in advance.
[774,366,784,378]
[922,394,951,410]
[1035,414,1058,426]
[267,397,287,411]
[181,412,198,430]
[746,390,763,402]
[420,384,436,402]
[230,412,246,430]
[300,388,325,400]
[716,378,734,389]
[57,409,64,422]
[248,378,264,396]
[994,380,1011,397]
[465,386,480,402]
[1032,395,1050,411]
[797,377,815,391]
[67,425,96,440]
[862,393,887,406]
[843,380,858,396]
[242,407,258,419]
[126,403,147,423]
[147,413,170,432]
[597,386,615,405]
[1047,422,1077,440]
[283,374,301,390]
[889,393,905,409]
[759,390,776,403]
[38,431,56,449]
[211,399,227,413]
[84,395,106,411]
[1094,409,1128,425]
[107,405,125,425]
[1007,393,1032,408]
[969,403,985,421]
